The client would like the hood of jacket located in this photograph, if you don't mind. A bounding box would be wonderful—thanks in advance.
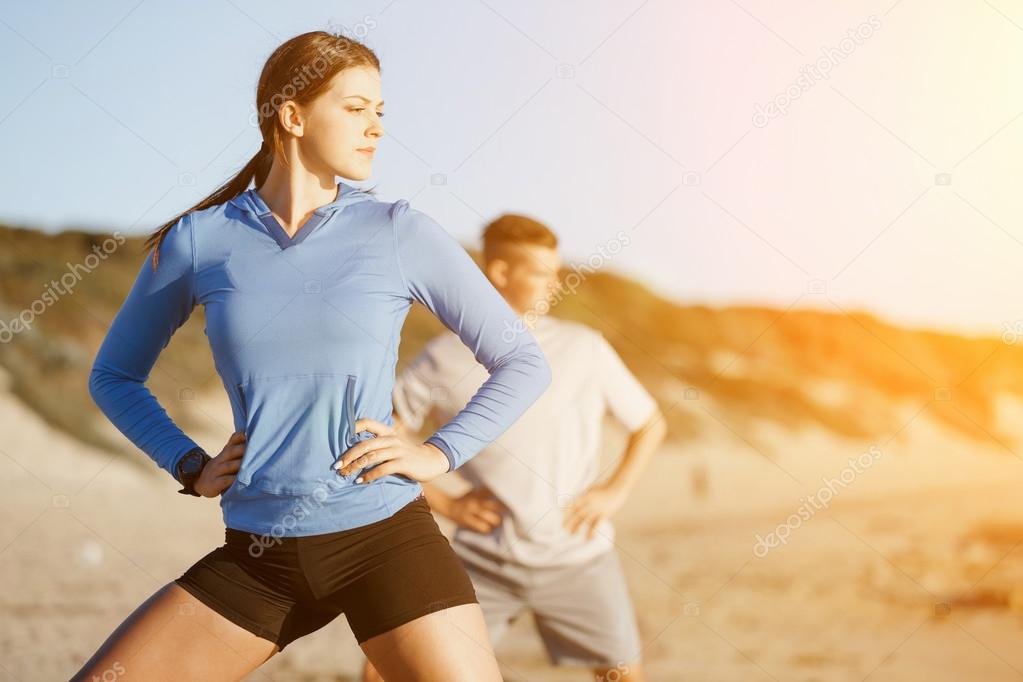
[227,180,375,218]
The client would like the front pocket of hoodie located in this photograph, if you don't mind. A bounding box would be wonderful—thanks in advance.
[234,373,363,495]
[343,373,377,448]
[340,373,383,478]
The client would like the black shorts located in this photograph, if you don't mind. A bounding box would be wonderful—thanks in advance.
[174,495,478,651]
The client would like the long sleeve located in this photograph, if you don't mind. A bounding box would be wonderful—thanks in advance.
[392,200,552,471]
[87,214,201,481]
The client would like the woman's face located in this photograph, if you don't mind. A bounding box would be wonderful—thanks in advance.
[297,65,384,181]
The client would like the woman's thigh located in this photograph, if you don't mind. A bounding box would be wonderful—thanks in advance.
[359,602,502,682]
[71,582,279,682]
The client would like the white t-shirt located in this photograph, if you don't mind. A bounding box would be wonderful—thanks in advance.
[393,314,658,568]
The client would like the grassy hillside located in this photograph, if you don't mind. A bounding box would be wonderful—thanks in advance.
[0,222,1018,471]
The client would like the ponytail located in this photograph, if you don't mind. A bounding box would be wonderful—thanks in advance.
[143,142,273,268]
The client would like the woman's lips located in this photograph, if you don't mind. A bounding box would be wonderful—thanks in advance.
[357,148,375,157]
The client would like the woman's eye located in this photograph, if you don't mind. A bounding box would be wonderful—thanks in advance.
[350,108,384,118]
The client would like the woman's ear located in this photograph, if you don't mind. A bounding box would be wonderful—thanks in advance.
[277,99,306,139]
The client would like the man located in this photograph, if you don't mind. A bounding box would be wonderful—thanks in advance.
[363,214,666,682]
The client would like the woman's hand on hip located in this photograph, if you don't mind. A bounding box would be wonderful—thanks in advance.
[334,418,450,483]
[194,430,246,498]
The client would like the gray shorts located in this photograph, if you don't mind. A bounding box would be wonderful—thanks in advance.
[452,542,643,668]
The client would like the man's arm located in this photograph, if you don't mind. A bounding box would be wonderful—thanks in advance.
[602,408,667,498]
[564,332,667,538]
[420,480,455,518]
[596,329,666,498]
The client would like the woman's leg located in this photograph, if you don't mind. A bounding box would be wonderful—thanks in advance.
[71,582,279,682]
[359,602,502,682]
[361,657,384,682]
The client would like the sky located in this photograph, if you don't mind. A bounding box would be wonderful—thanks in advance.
[0,0,1020,337]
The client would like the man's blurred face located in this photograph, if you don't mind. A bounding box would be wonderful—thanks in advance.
[485,244,562,316]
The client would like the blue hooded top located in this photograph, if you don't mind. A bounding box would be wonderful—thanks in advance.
[88,180,552,537]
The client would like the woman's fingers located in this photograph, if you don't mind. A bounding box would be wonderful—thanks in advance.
[220,458,241,474]
[347,450,383,473]
[353,418,395,437]
[337,442,396,476]
[336,433,450,483]
[212,431,247,467]
[335,436,398,473]
[356,460,401,483]
[217,442,246,463]
[213,475,236,495]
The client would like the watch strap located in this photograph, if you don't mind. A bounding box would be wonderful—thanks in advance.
[175,447,211,497]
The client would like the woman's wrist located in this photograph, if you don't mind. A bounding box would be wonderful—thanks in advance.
[421,441,450,478]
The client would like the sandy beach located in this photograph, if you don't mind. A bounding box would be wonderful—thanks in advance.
[4,364,1023,681]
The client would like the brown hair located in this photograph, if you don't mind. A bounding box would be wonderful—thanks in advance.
[144,30,381,268]
[481,213,559,264]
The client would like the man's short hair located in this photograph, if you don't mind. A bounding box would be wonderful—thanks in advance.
[482,213,558,264]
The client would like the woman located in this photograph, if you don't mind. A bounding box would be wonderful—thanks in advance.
[73,31,551,681]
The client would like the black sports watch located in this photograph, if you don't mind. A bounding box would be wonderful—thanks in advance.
[175,447,211,497]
